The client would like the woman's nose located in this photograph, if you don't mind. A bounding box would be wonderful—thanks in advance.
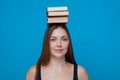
[57,41,62,47]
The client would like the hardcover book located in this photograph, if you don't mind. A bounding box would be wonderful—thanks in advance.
[48,11,69,17]
[47,6,68,11]
[47,17,68,23]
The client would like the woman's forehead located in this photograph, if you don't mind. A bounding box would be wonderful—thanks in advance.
[51,27,68,36]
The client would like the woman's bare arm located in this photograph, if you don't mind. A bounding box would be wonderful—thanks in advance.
[26,65,36,80]
[78,65,89,80]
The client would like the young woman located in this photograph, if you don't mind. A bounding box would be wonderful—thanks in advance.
[26,24,89,80]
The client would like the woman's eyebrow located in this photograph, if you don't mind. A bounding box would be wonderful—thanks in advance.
[61,36,68,38]
[50,36,56,38]
[50,35,68,38]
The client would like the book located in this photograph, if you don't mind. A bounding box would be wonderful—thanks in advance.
[47,17,68,23]
[47,6,68,11]
[47,11,69,17]
[47,6,69,24]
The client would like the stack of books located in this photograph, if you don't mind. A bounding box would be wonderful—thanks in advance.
[47,6,69,24]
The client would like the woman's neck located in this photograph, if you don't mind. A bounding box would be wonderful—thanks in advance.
[47,57,67,70]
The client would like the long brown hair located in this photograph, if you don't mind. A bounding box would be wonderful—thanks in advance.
[35,24,76,80]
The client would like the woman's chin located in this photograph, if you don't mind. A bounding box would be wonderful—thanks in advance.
[51,53,65,58]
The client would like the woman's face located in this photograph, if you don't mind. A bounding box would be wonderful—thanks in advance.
[50,27,69,58]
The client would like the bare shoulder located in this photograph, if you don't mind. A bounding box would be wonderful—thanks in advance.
[26,65,36,80]
[77,65,89,80]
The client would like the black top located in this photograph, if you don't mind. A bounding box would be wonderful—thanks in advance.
[37,64,78,80]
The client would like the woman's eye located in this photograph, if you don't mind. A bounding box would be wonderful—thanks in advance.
[50,38,56,42]
[62,38,68,41]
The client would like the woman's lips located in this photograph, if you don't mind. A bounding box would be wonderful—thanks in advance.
[54,49,63,53]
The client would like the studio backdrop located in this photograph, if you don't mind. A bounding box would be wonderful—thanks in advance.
[0,0,120,80]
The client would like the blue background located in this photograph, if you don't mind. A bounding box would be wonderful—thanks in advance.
[0,0,120,80]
